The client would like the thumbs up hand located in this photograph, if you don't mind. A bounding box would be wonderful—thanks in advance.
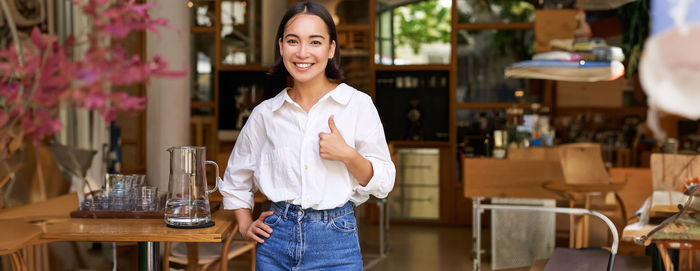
[319,115,354,162]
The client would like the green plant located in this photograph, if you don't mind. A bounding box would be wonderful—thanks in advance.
[618,0,650,77]
[394,0,451,55]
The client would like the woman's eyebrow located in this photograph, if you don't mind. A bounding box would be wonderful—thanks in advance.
[284,33,326,40]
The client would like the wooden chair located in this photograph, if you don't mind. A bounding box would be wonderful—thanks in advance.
[543,143,627,248]
[162,224,256,271]
[609,168,653,222]
[0,220,43,271]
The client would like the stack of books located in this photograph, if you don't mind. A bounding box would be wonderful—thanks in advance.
[506,39,625,82]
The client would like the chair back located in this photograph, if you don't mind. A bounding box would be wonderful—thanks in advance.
[558,143,612,185]
[610,168,653,220]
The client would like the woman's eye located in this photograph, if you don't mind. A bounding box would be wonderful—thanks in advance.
[286,39,298,45]
[311,40,322,45]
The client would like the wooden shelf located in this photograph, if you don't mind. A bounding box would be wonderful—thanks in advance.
[218,65,270,72]
[375,64,451,71]
[191,26,216,33]
[191,101,216,108]
[389,140,450,148]
[454,22,534,31]
[456,102,533,110]
[340,49,369,57]
[556,106,647,115]
[336,24,371,31]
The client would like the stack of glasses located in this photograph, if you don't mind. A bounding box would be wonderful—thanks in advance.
[79,174,164,212]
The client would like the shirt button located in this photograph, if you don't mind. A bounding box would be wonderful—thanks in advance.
[304,165,308,170]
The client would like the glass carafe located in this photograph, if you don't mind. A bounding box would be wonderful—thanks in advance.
[164,146,221,227]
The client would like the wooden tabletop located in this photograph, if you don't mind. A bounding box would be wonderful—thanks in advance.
[0,220,43,255]
[622,222,657,241]
[0,192,235,245]
[463,158,566,199]
[32,210,235,243]
[0,192,78,220]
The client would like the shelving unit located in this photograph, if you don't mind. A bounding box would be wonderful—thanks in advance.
[189,0,649,225]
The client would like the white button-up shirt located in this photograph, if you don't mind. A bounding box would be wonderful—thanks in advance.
[221,83,396,210]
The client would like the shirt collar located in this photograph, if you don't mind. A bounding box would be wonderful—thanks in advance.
[328,83,352,105]
[271,84,352,112]
[270,87,290,112]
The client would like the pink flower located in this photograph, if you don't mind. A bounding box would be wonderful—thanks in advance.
[84,92,106,109]
[0,110,8,128]
[0,0,183,159]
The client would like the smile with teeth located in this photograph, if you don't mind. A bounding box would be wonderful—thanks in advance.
[295,63,313,68]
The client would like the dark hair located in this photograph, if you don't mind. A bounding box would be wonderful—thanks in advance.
[268,1,343,80]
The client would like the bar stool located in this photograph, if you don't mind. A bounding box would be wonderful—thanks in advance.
[0,220,43,271]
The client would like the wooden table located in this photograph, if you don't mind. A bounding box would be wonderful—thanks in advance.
[463,154,567,271]
[0,192,78,220]
[0,192,236,271]
[622,221,700,270]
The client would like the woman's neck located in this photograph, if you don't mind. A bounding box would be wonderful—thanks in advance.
[289,77,338,112]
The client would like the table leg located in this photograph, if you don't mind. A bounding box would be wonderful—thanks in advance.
[657,244,675,271]
[385,198,390,254]
[583,195,591,248]
[138,242,159,271]
[379,199,385,258]
[690,250,694,270]
[569,200,575,248]
[473,197,483,271]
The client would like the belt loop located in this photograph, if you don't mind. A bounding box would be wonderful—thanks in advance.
[323,210,328,223]
[283,203,290,220]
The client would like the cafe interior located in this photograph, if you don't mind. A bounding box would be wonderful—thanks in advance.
[1,0,700,270]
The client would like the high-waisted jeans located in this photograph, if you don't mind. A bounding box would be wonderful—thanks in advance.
[256,201,363,271]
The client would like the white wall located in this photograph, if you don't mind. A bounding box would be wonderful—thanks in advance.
[146,0,191,191]
[261,0,288,65]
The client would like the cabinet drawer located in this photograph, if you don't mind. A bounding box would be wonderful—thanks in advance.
[398,148,440,185]
[390,186,439,220]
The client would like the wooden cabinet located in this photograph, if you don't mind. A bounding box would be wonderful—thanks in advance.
[189,0,551,225]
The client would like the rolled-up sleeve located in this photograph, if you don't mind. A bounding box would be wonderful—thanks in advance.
[353,98,395,198]
[220,110,263,210]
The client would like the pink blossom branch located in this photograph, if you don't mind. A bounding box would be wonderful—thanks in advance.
[0,0,183,158]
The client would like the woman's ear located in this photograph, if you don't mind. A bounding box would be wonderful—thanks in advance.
[328,40,336,59]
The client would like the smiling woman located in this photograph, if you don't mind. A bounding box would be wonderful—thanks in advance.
[269,3,343,82]
[219,1,396,270]
[279,14,337,85]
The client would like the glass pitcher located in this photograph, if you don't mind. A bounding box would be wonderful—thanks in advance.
[164,146,221,227]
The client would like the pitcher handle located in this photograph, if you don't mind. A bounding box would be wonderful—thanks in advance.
[205,160,221,194]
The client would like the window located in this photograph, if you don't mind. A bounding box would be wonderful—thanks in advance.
[376,0,452,65]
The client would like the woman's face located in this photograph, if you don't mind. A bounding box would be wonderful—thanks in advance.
[279,14,336,84]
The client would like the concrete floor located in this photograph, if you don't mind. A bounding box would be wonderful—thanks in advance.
[225,224,527,271]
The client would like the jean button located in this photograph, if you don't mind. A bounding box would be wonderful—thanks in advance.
[297,210,303,216]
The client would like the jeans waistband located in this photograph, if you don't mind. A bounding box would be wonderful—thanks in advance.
[270,201,354,222]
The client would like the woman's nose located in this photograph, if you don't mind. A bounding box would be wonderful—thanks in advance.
[296,44,309,58]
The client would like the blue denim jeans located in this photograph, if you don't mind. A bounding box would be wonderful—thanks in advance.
[256,201,363,271]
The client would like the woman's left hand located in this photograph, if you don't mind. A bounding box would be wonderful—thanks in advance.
[319,115,355,163]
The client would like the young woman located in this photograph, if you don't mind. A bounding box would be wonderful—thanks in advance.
[220,2,395,270]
